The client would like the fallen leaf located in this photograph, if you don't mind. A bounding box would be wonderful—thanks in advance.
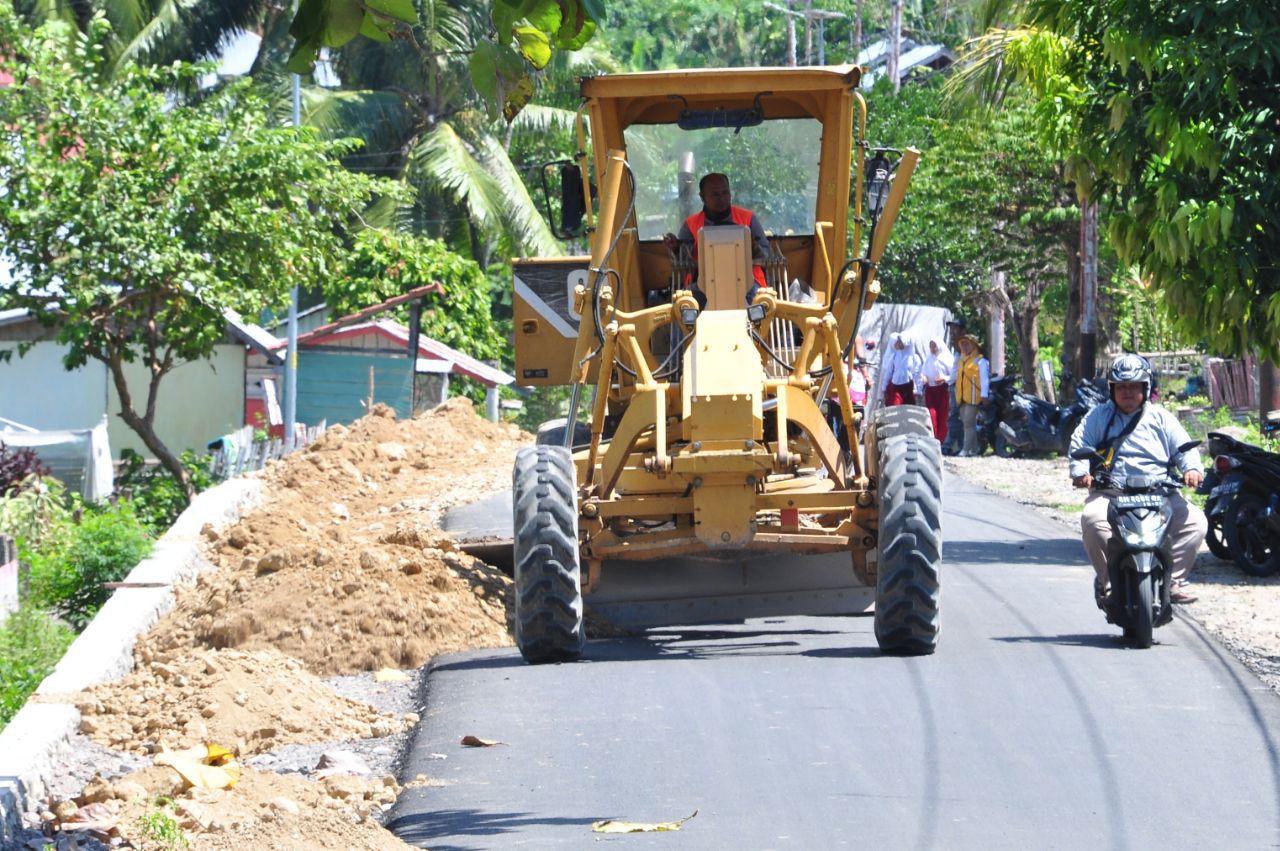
[374,668,410,683]
[154,742,241,789]
[592,810,697,833]
[460,735,504,747]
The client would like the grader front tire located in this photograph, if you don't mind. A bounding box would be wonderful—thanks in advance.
[873,428,943,656]
[512,445,585,663]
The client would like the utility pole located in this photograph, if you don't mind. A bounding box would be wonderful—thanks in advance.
[284,66,301,451]
[887,0,904,92]
[1079,199,1099,379]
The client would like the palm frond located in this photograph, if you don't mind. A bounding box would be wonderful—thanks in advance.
[942,26,1032,112]
[412,122,506,233]
[476,134,560,256]
[509,103,579,136]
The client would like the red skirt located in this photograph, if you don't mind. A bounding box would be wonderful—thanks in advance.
[925,383,949,442]
[884,382,916,407]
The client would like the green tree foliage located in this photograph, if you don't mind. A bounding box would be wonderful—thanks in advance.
[287,0,602,123]
[0,14,403,499]
[27,502,153,631]
[113,449,214,534]
[330,230,504,360]
[1013,0,1280,359]
[873,79,1076,388]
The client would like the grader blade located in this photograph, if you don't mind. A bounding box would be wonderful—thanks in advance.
[585,552,873,629]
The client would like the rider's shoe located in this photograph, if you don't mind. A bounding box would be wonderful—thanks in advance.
[1093,578,1109,610]
[1171,583,1198,604]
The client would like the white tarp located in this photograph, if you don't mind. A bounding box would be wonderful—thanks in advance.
[0,416,114,501]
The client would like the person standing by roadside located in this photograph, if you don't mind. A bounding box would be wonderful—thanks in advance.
[941,318,966,455]
[922,336,953,444]
[879,332,922,407]
[955,334,990,456]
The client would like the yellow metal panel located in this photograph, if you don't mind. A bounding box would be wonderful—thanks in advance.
[698,226,753,311]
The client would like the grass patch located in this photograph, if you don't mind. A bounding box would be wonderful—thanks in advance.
[0,603,75,730]
[1055,503,1084,514]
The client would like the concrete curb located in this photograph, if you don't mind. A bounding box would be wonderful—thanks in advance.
[0,476,265,846]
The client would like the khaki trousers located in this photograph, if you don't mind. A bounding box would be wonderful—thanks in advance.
[959,403,981,455]
[1081,490,1207,589]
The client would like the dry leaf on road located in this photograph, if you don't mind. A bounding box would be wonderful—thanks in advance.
[592,810,698,833]
[460,735,504,747]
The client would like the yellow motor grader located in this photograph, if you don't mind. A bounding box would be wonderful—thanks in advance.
[510,65,941,662]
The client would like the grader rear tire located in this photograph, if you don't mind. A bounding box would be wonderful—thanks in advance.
[873,427,943,656]
[513,445,585,663]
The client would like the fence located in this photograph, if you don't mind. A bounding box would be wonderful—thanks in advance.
[1203,355,1257,411]
[206,421,327,482]
[0,535,15,623]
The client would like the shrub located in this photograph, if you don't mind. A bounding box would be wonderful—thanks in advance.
[0,604,75,731]
[0,443,49,496]
[114,449,213,534]
[28,502,152,631]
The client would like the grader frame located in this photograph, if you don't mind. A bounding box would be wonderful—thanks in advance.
[510,65,942,663]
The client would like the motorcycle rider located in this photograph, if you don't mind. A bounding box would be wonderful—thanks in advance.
[1069,354,1207,606]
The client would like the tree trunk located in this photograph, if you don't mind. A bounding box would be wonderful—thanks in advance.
[106,356,194,502]
[1015,302,1041,395]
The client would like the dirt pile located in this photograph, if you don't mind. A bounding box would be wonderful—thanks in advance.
[33,398,532,850]
[142,399,525,676]
[72,648,411,756]
[38,763,412,851]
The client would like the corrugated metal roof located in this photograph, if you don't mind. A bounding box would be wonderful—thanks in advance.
[302,319,514,387]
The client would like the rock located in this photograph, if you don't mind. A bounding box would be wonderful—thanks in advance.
[226,527,251,549]
[201,703,220,719]
[403,712,421,725]
[377,441,407,461]
[401,560,423,576]
[271,796,301,816]
[201,523,219,541]
[256,550,289,574]
[112,779,147,801]
[330,503,351,521]
[78,716,99,735]
[77,776,113,805]
[314,750,373,778]
[322,775,367,800]
[52,800,78,821]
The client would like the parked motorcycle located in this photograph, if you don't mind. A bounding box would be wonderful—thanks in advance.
[1206,420,1280,576]
[984,374,1107,458]
[1072,439,1200,648]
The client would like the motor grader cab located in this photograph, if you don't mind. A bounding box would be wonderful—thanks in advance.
[511,65,942,663]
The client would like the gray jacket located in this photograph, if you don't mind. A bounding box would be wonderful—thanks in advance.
[1067,400,1203,482]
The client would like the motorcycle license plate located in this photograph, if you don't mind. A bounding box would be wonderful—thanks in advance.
[1210,481,1241,498]
[1115,494,1162,509]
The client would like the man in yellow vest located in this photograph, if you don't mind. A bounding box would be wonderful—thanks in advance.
[955,334,990,456]
[663,173,770,307]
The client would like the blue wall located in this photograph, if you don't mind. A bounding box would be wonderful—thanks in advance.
[296,350,413,426]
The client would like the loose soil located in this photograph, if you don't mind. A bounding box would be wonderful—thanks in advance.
[22,399,530,850]
[21,405,1280,850]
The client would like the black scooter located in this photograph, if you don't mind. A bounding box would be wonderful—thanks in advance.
[986,375,1107,458]
[1206,420,1280,576]
[1073,439,1201,648]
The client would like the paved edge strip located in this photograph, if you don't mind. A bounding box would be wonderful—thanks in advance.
[0,476,265,846]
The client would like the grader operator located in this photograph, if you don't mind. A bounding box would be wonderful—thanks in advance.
[510,65,941,663]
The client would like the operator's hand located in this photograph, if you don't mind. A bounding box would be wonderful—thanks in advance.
[1072,474,1093,489]
[1184,470,1204,489]
[979,397,989,407]
[662,232,679,253]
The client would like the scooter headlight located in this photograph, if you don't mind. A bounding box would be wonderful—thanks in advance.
[1118,510,1166,548]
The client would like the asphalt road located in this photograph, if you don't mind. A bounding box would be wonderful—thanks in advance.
[390,470,1280,850]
